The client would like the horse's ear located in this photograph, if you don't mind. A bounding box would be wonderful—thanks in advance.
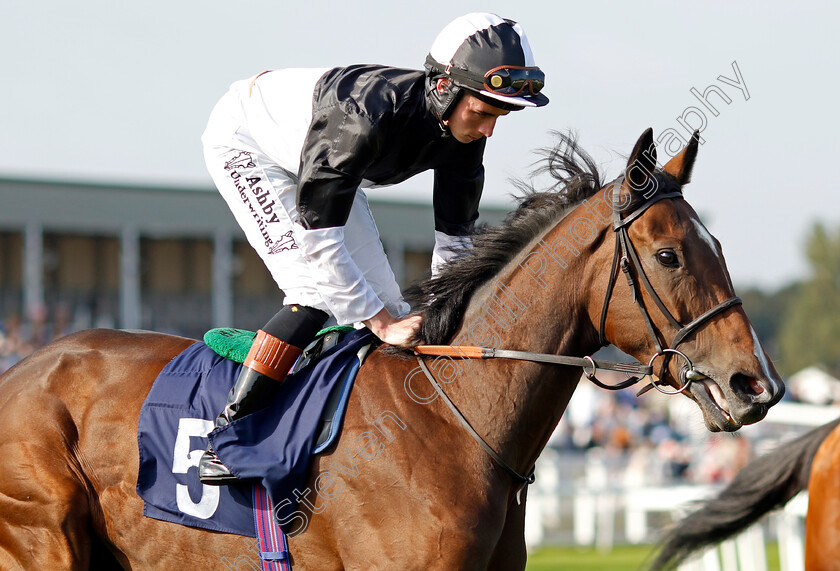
[625,128,657,190]
[663,130,700,185]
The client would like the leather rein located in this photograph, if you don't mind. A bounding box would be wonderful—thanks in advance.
[412,178,742,498]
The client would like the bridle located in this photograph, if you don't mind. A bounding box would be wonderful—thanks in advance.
[412,174,743,497]
[598,176,742,395]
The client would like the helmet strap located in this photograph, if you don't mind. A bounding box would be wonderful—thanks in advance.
[425,73,463,133]
[439,84,463,123]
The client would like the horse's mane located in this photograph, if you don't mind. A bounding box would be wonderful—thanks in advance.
[405,131,604,345]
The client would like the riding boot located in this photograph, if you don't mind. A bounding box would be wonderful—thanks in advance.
[198,329,304,485]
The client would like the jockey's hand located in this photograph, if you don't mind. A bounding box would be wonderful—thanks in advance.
[364,308,423,348]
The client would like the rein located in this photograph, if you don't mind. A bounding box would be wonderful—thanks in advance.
[412,177,743,495]
[414,344,650,391]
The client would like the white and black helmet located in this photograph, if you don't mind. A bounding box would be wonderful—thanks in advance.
[425,13,549,123]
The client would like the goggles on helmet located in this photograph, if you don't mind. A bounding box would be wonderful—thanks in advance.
[483,66,545,96]
[426,56,545,100]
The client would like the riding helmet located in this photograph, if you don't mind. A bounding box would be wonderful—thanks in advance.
[425,12,549,125]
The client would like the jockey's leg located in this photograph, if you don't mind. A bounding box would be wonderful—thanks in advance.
[198,303,328,485]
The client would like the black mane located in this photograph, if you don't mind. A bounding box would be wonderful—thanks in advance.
[405,131,604,345]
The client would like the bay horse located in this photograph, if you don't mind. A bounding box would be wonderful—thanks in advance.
[649,416,840,570]
[0,129,784,570]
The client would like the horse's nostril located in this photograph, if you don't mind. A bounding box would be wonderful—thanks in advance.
[730,373,765,399]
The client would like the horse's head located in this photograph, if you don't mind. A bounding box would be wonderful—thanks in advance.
[595,128,784,432]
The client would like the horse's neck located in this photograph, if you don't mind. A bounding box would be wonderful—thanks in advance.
[448,218,606,474]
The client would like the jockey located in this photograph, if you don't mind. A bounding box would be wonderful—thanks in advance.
[199,12,549,485]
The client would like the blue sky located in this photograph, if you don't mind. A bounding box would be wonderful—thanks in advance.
[1,1,838,290]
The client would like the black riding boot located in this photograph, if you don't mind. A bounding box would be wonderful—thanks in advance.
[198,305,328,485]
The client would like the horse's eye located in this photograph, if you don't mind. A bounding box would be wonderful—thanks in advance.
[657,249,680,268]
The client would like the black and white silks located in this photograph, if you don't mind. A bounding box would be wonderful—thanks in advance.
[202,65,485,325]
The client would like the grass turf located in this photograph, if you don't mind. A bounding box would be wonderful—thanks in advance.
[525,544,783,570]
[525,545,653,571]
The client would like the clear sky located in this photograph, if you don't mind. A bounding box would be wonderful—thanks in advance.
[1,1,837,290]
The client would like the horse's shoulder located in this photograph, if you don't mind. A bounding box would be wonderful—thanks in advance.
[356,345,418,387]
[350,346,448,430]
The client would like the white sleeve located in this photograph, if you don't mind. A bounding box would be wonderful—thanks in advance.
[431,230,473,277]
[294,224,385,325]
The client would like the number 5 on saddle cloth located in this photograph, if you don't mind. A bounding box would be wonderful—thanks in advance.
[136,326,374,538]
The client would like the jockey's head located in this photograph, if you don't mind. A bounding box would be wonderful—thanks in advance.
[425,12,549,131]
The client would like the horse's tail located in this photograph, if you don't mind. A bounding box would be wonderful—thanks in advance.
[648,417,840,570]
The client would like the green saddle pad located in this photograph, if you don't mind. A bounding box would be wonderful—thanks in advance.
[203,325,355,364]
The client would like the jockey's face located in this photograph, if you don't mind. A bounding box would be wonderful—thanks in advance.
[444,94,511,144]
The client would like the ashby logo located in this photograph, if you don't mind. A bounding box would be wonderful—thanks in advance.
[222,150,296,254]
[223,151,255,172]
[269,231,298,254]
[245,177,280,224]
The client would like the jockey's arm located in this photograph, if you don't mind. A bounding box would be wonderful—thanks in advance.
[296,111,422,346]
[291,219,421,347]
[431,151,485,274]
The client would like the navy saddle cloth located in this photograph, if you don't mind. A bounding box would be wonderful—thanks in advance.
[136,328,375,535]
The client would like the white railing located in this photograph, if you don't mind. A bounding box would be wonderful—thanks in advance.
[526,471,808,570]
[676,492,807,571]
[525,453,810,570]
[524,400,839,567]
